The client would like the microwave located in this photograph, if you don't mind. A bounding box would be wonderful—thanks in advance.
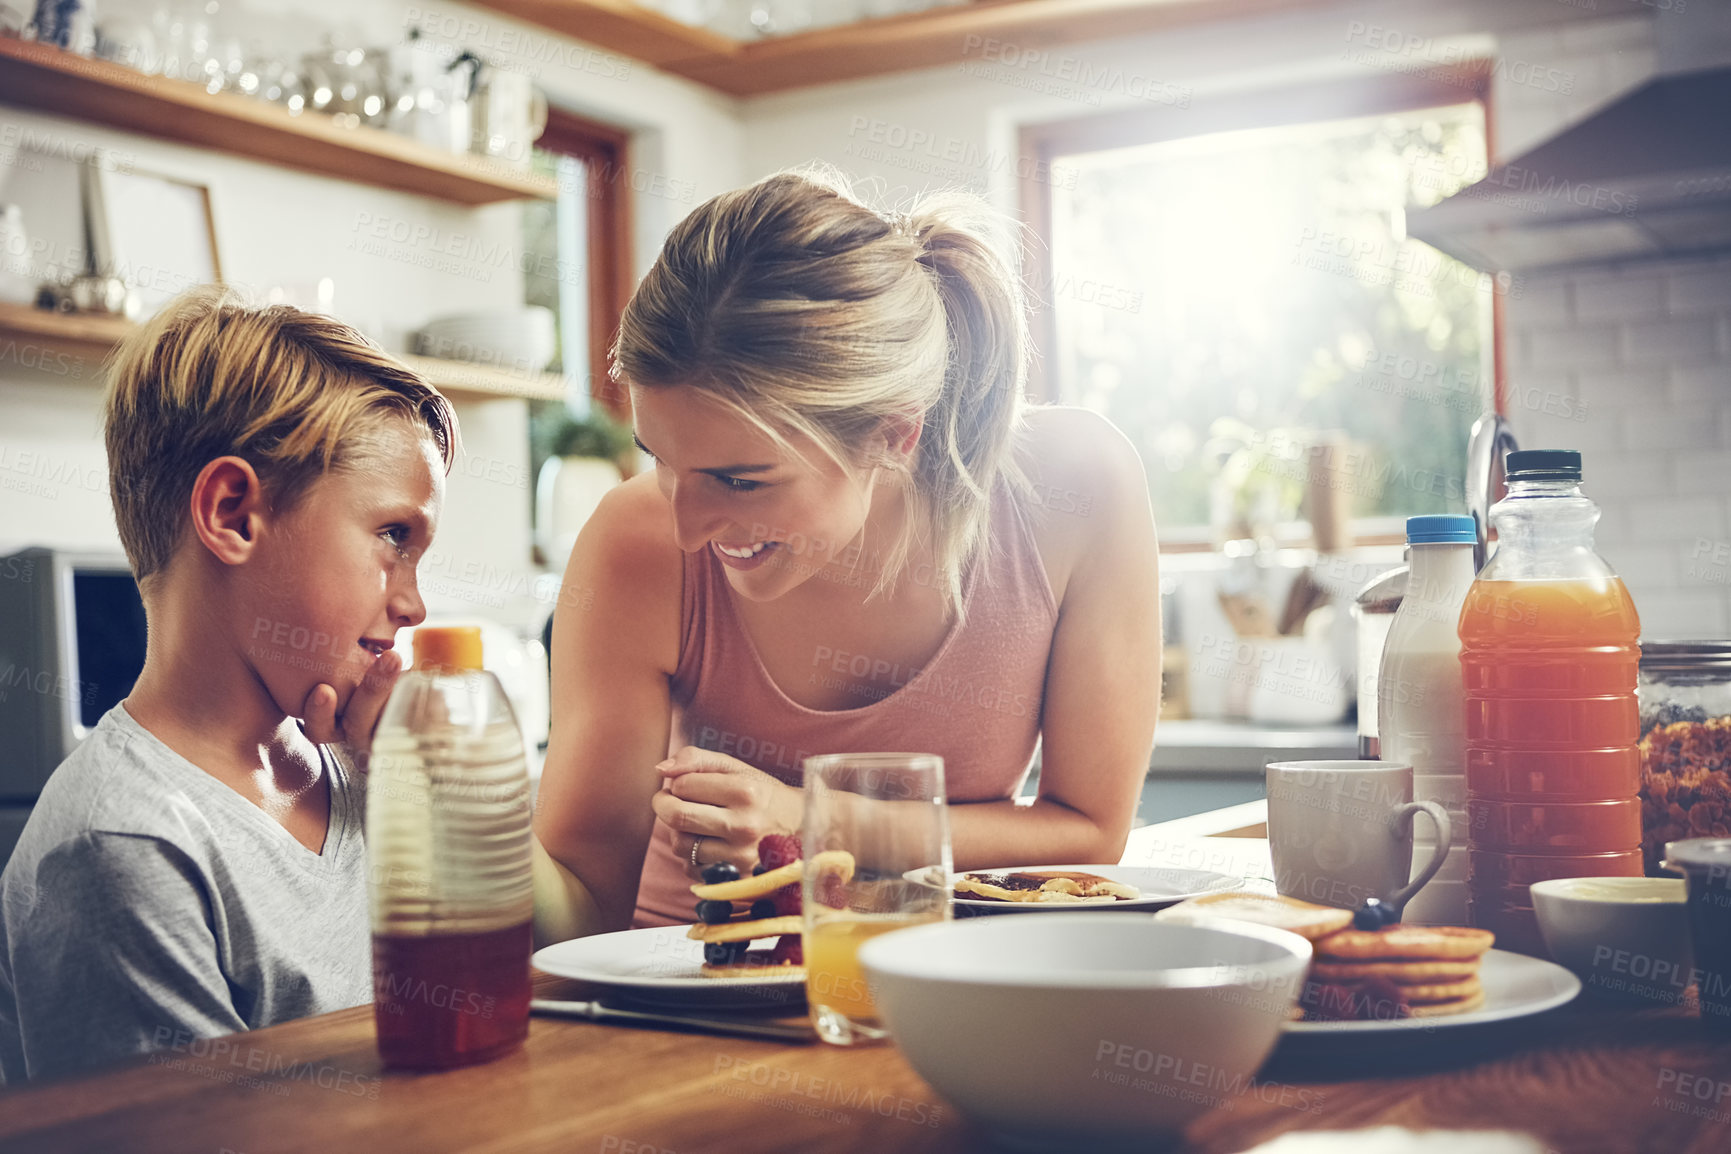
[0,548,147,865]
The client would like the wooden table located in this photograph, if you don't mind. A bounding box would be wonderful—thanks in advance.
[5,818,1731,1154]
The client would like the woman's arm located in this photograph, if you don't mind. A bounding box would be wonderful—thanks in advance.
[532,477,683,938]
[947,408,1161,867]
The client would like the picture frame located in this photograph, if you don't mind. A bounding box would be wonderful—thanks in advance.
[94,164,221,313]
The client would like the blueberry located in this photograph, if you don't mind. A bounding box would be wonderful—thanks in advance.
[752,863,768,876]
[696,899,734,925]
[1353,898,1398,930]
[703,940,746,966]
[701,862,740,885]
[750,899,777,920]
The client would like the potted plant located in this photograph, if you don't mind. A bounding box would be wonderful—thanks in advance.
[536,409,637,569]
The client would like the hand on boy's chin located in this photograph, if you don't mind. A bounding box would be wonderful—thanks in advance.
[297,649,403,768]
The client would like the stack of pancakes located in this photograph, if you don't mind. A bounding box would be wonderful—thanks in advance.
[1155,893,1494,1021]
[686,857,804,980]
[686,849,856,979]
[1309,926,1493,1019]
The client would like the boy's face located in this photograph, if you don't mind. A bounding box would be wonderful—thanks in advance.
[242,424,444,719]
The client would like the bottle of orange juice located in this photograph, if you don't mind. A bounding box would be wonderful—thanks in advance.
[1458,450,1642,956]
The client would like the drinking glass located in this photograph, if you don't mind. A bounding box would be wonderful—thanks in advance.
[802,753,951,1046]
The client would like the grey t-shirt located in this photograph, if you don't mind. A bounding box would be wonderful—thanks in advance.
[0,703,370,1084]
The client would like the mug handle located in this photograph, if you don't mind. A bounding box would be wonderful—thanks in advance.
[1386,800,1452,913]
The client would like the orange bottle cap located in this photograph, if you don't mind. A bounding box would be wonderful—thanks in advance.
[413,625,483,673]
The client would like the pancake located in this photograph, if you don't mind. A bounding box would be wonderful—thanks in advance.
[1155,892,1354,941]
[955,870,1140,904]
[1315,925,1495,961]
[1311,959,1481,984]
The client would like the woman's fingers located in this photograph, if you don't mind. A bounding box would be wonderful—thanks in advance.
[651,789,735,840]
[675,830,750,876]
[665,770,749,807]
[657,746,750,779]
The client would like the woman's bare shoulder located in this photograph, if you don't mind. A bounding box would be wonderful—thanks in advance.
[559,471,683,674]
[1009,407,1151,606]
[1017,405,1146,500]
[579,471,679,566]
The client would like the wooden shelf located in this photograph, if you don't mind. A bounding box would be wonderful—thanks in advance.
[0,302,567,401]
[0,300,135,362]
[0,38,555,205]
[399,353,569,402]
[475,0,1307,96]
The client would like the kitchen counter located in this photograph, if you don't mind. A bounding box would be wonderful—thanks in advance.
[1150,719,1357,775]
[1134,720,1353,828]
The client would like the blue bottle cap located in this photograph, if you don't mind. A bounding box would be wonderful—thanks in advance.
[1406,514,1476,545]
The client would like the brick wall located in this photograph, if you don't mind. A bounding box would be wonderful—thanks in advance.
[1491,7,1728,641]
[1503,253,1731,639]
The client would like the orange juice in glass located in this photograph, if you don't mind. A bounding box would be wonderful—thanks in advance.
[801,753,951,1046]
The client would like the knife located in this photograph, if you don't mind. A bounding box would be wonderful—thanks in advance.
[530,998,816,1043]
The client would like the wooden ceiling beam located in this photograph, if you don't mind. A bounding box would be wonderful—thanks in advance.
[470,0,1311,96]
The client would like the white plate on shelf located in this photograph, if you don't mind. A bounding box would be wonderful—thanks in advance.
[532,925,805,1010]
[910,863,1243,914]
[1282,949,1581,1035]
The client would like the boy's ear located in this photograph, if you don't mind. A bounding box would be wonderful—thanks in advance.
[189,456,269,567]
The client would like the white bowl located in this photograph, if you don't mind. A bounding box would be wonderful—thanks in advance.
[413,307,556,371]
[859,915,1309,1149]
[1531,877,1692,1005]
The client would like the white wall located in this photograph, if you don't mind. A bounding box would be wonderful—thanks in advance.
[0,1,742,635]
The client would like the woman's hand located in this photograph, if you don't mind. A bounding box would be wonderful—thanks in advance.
[651,746,803,877]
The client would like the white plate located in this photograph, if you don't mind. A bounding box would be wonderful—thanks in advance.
[532,925,805,1010]
[1282,948,1581,1034]
[912,863,1243,913]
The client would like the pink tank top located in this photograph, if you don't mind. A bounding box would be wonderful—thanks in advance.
[632,476,1059,927]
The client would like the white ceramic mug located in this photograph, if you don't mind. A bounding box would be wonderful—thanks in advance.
[1265,760,1452,914]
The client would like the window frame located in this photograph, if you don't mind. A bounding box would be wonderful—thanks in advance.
[1016,63,1500,550]
[535,106,636,420]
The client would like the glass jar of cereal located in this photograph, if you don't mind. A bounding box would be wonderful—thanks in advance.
[1639,641,1731,875]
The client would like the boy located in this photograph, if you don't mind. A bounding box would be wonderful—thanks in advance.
[0,286,457,1083]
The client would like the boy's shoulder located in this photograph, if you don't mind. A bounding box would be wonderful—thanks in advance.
[11,706,229,871]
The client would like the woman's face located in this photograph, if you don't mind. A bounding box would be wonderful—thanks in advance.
[629,384,895,603]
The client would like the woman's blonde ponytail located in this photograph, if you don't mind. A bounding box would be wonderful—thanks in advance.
[899,192,1033,615]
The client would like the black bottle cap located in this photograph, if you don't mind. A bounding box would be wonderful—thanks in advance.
[1505,449,1582,482]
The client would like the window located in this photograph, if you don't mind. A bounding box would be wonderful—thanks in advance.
[1021,70,1497,547]
[523,108,636,559]
[525,108,634,413]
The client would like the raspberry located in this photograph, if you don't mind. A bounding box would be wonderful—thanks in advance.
[769,934,803,966]
[772,882,801,917]
[757,834,802,871]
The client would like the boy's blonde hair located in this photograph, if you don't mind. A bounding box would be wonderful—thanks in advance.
[104,285,458,590]
[610,165,1032,623]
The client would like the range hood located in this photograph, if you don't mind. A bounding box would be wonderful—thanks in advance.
[1410,10,1731,273]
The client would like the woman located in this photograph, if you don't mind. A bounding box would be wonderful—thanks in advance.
[531,166,1161,937]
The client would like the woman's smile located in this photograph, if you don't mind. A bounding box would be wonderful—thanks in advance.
[711,539,781,569]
